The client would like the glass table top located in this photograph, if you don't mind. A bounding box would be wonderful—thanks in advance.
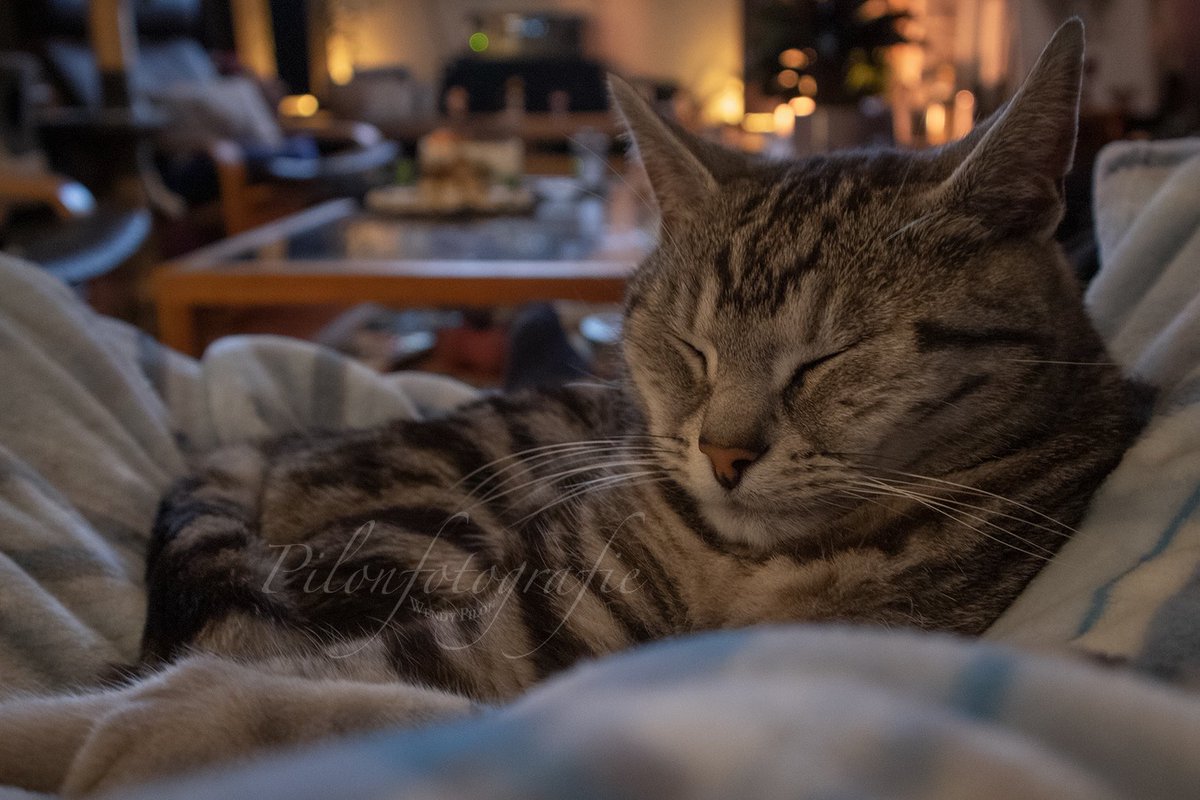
[205,182,656,271]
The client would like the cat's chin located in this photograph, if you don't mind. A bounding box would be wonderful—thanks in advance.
[698,497,824,552]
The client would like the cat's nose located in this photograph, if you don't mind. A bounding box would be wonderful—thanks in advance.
[698,440,764,490]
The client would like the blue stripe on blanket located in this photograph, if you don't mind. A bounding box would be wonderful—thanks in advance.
[1135,563,1200,681]
[949,649,1016,720]
[1075,480,1200,637]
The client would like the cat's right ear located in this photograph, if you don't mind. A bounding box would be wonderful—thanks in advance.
[931,19,1085,239]
[608,75,724,226]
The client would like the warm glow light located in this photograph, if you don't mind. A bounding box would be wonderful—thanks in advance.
[925,103,947,145]
[469,32,489,52]
[789,96,816,117]
[979,0,1008,89]
[742,113,777,134]
[892,44,923,88]
[779,48,808,69]
[857,0,889,20]
[952,89,976,139]
[773,103,795,137]
[777,69,800,89]
[706,80,744,126]
[279,94,319,117]
[797,75,818,97]
[329,61,354,86]
[327,33,354,85]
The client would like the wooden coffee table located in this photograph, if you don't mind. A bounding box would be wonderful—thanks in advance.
[153,186,653,356]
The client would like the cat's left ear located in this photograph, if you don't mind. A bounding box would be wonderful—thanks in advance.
[935,18,1084,239]
[608,75,746,226]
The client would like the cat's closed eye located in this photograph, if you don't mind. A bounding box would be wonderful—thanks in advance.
[672,335,709,377]
[787,345,856,393]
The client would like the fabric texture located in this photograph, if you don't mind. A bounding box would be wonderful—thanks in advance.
[124,627,1200,800]
[0,256,475,695]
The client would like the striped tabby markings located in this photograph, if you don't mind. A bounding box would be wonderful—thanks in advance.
[913,321,1046,352]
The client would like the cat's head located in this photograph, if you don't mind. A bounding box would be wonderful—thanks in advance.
[611,20,1105,549]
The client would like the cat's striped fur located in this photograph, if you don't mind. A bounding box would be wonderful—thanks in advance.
[0,21,1149,795]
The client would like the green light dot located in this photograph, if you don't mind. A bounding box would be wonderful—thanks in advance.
[469,32,489,52]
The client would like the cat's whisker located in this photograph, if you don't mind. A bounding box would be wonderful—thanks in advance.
[812,450,913,465]
[563,380,624,391]
[851,489,912,516]
[857,477,1075,541]
[1004,359,1121,366]
[484,441,678,488]
[817,457,1077,535]
[513,472,667,522]
[567,133,688,255]
[463,459,666,513]
[824,487,933,554]
[845,482,1056,559]
[856,467,1078,534]
[567,134,655,212]
[465,440,666,486]
[514,470,671,524]
[845,157,917,270]
[465,446,669,503]
[805,494,862,517]
[845,478,1058,556]
[839,485,1054,563]
[452,440,617,490]
[453,437,671,493]
[883,209,943,243]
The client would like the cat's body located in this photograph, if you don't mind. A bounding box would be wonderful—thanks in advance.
[0,21,1149,795]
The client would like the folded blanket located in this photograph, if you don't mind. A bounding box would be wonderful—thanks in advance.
[987,139,1200,684]
[0,261,475,694]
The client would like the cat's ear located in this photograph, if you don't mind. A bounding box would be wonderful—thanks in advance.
[608,75,731,225]
[935,18,1084,238]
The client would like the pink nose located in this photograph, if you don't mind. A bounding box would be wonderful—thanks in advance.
[698,441,764,490]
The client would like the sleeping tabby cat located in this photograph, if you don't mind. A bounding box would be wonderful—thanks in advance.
[0,20,1147,795]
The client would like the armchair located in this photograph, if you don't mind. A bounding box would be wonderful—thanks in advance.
[206,112,397,234]
[0,51,149,285]
[20,0,397,236]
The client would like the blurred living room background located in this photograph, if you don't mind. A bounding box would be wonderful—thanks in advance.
[0,0,1195,386]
